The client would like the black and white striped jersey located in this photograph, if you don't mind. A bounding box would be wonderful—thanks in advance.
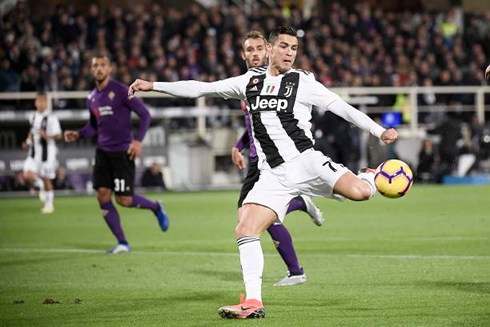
[154,67,385,170]
[28,111,61,162]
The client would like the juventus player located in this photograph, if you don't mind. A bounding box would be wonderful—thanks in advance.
[65,54,169,254]
[129,26,397,319]
[234,30,324,287]
[23,92,62,214]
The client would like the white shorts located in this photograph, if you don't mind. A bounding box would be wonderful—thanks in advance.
[23,157,57,179]
[243,149,350,222]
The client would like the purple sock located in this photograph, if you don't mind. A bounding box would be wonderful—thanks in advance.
[131,194,158,211]
[267,224,303,275]
[100,201,127,244]
[286,196,307,214]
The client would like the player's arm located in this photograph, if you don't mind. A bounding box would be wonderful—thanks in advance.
[310,80,397,144]
[128,75,248,100]
[38,131,61,140]
[124,94,151,160]
[328,99,397,144]
[22,132,32,150]
[65,107,97,142]
[232,131,250,170]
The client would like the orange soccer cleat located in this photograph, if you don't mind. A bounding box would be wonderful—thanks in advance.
[218,297,265,319]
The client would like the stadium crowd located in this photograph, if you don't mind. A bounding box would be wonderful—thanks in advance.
[1,1,489,99]
[1,1,490,182]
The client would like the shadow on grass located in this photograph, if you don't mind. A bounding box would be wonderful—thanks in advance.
[416,280,490,294]
[188,269,242,282]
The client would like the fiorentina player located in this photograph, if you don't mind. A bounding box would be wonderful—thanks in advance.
[64,54,169,253]
[233,31,324,287]
[23,92,62,214]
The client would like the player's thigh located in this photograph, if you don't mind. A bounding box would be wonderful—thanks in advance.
[23,157,38,179]
[237,162,260,208]
[39,161,56,180]
[93,149,113,191]
[109,152,135,196]
[243,169,296,223]
[291,150,349,199]
[237,203,278,237]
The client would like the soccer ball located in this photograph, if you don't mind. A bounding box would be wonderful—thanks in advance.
[374,159,413,198]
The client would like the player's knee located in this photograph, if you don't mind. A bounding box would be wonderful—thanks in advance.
[235,223,246,238]
[235,221,257,238]
[350,184,371,201]
[115,196,132,207]
[96,189,112,203]
[24,172,34,182]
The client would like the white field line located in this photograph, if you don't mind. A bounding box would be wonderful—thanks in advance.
[0,247,489,260]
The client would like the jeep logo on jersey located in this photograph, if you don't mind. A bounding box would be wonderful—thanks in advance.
[250,96,288,111]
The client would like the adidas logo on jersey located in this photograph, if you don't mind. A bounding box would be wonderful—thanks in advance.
[250,97,288,111]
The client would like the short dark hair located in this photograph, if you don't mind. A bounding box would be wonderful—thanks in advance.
[242,30,267,49]
[36,91,47,98]
[92,51,111,62]
[268,26,297,44]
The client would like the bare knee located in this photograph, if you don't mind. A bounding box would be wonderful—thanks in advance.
[115,196,132,207]
[24,171,35,184]
[235,221,255,238]
[96,188,112,204]
[234,204,277,238]
[350,183,372,201]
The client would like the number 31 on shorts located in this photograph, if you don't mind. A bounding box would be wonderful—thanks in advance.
[114,178,126,192]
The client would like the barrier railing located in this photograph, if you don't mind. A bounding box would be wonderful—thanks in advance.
[1,85,489,138]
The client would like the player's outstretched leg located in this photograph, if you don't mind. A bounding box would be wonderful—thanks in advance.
[100,200,131,254]
[357,168,377,198]
[286,195,324,226]
[127,194,169,232]
[267,224,307,287]
[333,169,376,201]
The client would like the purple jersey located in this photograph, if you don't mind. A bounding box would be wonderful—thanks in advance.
[235,101,258,163]
[78,79,151,152]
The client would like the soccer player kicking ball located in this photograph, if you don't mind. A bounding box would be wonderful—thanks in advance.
[23,92,62,214]
[128,26,397,319]
[64,54,169,254]
[234,31,324,287]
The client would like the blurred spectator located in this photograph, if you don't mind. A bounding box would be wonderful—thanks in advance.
[53,167,74,190]
[428,114,462,182]
[0,2,488,97]
[0,58,20,92]
[416,139,437,183]
[141,163,166,189]
[7,171,30,191]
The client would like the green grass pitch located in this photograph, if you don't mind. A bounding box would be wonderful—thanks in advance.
[1,185,490,326]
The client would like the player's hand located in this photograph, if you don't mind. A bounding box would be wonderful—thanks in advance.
[64,130,79,143]
[128,79,153,97]
[231,147,246,170]
[485,64,490,82]
[128,140,142,160]
[380,128,398,144]
[22,141,30,150]
[38,129,47,139]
